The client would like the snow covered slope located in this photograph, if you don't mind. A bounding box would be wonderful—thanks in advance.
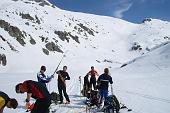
[113,43,170,113]
[0,0,170,113]
[0,0,170,73]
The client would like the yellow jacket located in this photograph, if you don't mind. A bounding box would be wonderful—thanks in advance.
[0,96,5,109]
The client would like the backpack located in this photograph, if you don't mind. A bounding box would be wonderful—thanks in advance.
[103,95,120,113]
[50,92,60,104]
[86,90,100,107]
[82,74,90,97]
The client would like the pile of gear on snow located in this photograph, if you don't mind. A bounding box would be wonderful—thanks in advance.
[81,75,120,113]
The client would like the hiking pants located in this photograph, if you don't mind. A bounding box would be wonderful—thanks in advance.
[58,85,70,102]
[31,97,51,113]
[99,89,108,103]
[90,76,96,90]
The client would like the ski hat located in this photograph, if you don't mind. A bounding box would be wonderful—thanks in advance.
[41,66,46,71]
[9,98,18,109]
[104,68,109,74]
[63,65,67,69]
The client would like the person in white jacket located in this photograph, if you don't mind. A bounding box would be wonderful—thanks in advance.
[37,66,54,89]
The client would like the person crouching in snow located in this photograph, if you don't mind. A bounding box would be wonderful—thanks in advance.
[15,80,51,113]
[0,91,18,113]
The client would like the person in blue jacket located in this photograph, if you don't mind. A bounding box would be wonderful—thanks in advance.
[37,66,54,89]
[97,68,113,103]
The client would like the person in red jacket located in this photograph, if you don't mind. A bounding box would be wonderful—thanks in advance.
[15,80,51,113]
[87,66,98,90]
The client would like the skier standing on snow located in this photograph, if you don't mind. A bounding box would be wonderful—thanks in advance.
[15,80,51,113]
[97,68,113,104]
[87,66,98,90]
[56,66,70,104]
[0,91,18,113]
[37,66,54,89]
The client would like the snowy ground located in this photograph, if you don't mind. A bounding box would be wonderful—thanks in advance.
[1,44,170,113]
[1,67,170,113]
[1,0,170,113]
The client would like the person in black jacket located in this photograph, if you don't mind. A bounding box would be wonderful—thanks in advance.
[83,74,90,96]
[56,66,70,104]
[97,68,113,103]
[15,80,51,113]
[0,91,18,113]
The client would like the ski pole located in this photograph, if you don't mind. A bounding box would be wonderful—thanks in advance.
[49,50,68,92]
[110,84,114,95]
[52,51,68,76]
[79,76,81,96]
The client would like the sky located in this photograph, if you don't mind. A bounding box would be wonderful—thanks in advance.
[48,0,170,23]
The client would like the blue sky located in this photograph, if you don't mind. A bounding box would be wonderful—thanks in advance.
[48,0,170,23]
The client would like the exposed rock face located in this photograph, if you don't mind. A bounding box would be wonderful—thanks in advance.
[35,15,41,24]
[42,48,49,55]
[45,42,63,53]
[0,54,7,66]
[0,35,18,52]
[131,42,142,51]
[20,13,34,21]
[0,19,26,46]
[54,31,80,43]
[20,13,41,24]
[30,37,36,45]
[164,36,170,40]
[143,18,152,23]
[68,32,80,43]
[54,31,69,42]
[77,23,95,36]
[39,35,48,43]
[39,1,50,7]
[12,0,50,7]
[103,59,113,63]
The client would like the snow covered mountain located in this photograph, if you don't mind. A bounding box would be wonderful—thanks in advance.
[0,0,170,113]
[1,0,170,73]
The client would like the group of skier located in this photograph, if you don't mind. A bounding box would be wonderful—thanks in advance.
[0,65,113,113]
[0,65,70,113]
[83,66,113,105]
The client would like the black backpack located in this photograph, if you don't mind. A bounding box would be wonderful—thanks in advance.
[82,74,90,97]
[86,90,100,107]
[50,92,60,104]
[103,95,120,113]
